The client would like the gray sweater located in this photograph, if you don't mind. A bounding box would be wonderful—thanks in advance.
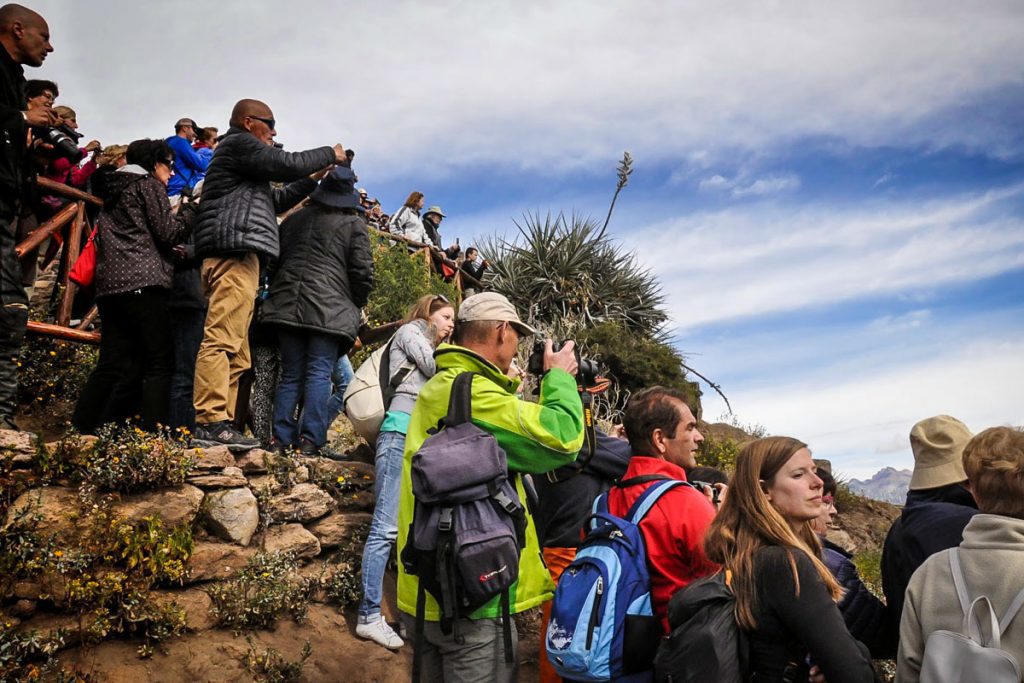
[387,319,436,415]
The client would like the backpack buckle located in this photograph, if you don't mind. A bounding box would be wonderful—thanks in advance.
[438,507,453,532]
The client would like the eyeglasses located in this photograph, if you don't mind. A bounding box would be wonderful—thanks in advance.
[433,294,451,305]
[248,115,276,130]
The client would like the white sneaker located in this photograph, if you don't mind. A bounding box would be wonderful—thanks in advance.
[356,618,404,650]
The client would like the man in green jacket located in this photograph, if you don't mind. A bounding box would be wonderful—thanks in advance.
[397,292,584,682]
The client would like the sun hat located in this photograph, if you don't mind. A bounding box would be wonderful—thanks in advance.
[309,166,365,212]
[908,415,973,490]
[424,205,446,218]
[457,292,538,337]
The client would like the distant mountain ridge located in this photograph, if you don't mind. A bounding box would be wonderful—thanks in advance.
[847,466,912,505]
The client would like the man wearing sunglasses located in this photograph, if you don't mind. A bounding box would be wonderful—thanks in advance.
[165,117,208,205]
[190,98,347,449]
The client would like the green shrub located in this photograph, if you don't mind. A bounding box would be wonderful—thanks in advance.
[696,436,741,473]
[365,235,459,328]
[111,516,193,585]
[208,552,316,631]
[0,504,56,596]
[243,639,312,683]
[16,337,96,411]
[0,622,68,682]
[322,520,370,609]
[85,424,195,493]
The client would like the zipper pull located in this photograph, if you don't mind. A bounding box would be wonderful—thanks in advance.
[596,576,604,596]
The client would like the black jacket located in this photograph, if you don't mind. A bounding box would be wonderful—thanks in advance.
[260,202,373,344]
[0,42,26,304]
[880,483,977,652]
[749,547,878,683]
[192,127,335,260]
[822,539,894,659]
[94,167,195,298]
[533,430,632,548]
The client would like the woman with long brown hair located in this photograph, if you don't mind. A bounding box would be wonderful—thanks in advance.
[703,436,877,683]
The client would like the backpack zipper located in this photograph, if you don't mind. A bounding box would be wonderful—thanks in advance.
[586,576,604,649]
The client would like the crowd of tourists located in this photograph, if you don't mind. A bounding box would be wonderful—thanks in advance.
[0,4,1020,683]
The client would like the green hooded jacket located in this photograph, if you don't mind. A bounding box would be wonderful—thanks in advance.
[396,343,585,620]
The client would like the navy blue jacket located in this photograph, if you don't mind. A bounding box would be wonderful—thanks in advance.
[822,539,894,659]
[880,483,978,654]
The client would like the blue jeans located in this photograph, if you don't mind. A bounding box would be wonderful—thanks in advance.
[358,429,406,620]
[169,307,206,432]
[326,354,354,426]
[272,328,340,447]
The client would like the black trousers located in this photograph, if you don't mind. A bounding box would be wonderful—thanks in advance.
[73,287,174,434]
[0,200,28,425]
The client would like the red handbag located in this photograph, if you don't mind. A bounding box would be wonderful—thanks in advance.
[69,225,98,288]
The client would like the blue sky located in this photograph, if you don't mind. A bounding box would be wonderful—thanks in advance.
[33,1,1024,478]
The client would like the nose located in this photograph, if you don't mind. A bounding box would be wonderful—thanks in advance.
[694,428,704,444]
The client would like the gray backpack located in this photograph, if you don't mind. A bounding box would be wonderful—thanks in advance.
[400,372,527,682]
[920,548,1024,683]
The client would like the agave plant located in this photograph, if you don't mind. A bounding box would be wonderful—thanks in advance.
[480,211,667,340]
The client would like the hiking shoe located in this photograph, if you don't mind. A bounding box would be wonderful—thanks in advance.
[192,421,260,451]
[298,439,349,461]
[356,619,404,650]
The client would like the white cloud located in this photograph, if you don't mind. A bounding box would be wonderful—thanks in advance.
[698,174,732,192]
[629,182,1024,330]
[699,337,1024,480]
[25,0,1024,180]
[731,173,801,197]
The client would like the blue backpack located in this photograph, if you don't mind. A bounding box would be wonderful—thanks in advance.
[546,476,689,681]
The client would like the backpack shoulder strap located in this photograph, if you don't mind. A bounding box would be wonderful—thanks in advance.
[625,479,688,525]
[999,583,1024,635]
[444,372,475,427]
[948,548,972,617]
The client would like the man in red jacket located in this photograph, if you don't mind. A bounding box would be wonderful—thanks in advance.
[607,386,719,632]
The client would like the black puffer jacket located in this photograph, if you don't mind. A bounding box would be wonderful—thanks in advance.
[192,127,334,260]
[260,202,373,343]
[94,166,195,298]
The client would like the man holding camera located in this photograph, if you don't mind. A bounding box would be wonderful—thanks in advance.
[0,3,56,431]
[190,98,346,448]
[396,292,584,682]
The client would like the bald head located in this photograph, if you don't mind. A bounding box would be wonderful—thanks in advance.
[229,99,272,127]
[0,4,51,67]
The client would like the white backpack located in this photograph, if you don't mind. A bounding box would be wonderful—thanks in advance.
[920,547,1024,683]
[342,337,414,444]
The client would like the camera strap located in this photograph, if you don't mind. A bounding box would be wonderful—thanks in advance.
[544,390,597,484]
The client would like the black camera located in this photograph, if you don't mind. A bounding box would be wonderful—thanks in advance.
[35,123,83,163]
[527,340,599,387]
[691,480,721,505]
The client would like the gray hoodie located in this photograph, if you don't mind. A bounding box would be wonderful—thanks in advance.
[387,319,436,415]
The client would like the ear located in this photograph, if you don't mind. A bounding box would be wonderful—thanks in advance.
[759,478,771,500]
[650,427,667,455]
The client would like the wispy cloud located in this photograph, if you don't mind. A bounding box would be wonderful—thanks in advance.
[631,183,1024,330]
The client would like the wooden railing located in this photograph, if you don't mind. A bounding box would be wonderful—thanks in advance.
[17,177,102,344]
[367,226,486,293]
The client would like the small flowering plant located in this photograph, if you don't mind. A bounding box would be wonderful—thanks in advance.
[85,423,196,493]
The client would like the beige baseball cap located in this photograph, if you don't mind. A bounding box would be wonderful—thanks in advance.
[908,415,973,490]
[457,292,538,337]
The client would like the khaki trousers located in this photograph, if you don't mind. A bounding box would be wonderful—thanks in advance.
[193,253,259,424]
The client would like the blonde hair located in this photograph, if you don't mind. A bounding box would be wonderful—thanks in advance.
[404,294,454,347]
[53,105,76,122]
[963,427,1024,519]
[704,436,842,630]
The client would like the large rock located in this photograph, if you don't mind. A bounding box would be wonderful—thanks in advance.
[235,449,271,474]
[267,483,333,523]
[150,588,216,631]
[111,485,204,527]
[0,429,37,467]
[262,523,321,559]
[4,486,81,540]
[336,489,375,513]
[306,512,371,549]
[187,445,235,471]
[186,541,256,583]
[203,487,259,546]
[187,466,248,489]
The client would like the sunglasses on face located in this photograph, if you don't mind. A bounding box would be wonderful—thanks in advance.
[433,294,451,305]
[822,494,835,506]
[248,115,276,130]
[158,158,175,169]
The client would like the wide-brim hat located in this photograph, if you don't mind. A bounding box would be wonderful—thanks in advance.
[908,415,973,490]
[310,166,366,212]
[457,292,538,337]
[424,205,446,218]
